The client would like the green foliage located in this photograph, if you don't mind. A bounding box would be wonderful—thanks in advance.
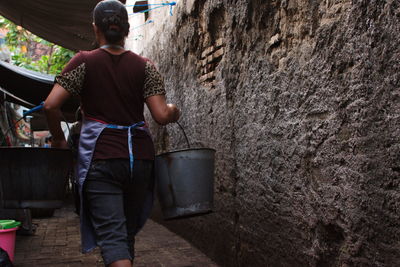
[46,46,75,75]
[0,16,74,75]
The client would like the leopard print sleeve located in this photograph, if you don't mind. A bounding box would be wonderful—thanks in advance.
[143,61,166,99]
[55,63,86,97]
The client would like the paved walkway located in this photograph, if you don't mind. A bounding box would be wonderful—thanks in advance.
[13,203,218,267]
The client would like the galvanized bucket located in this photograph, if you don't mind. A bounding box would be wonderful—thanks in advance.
[155,123,215,220]
[0,147,72,209]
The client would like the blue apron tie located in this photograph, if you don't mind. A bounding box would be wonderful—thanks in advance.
[106,121,145,175]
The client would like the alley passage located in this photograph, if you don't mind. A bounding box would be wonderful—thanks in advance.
[13,202,218,267]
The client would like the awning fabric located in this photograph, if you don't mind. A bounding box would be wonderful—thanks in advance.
[0,60,79,121]
[0,0,101,51]
[0,60,55,105]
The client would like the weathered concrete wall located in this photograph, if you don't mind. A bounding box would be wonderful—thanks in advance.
[129,0,400,266]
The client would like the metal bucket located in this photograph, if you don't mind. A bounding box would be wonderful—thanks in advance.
[155,122,215,220]
[0,147,72,209]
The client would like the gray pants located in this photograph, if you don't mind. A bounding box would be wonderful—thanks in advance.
[83,159,154,266]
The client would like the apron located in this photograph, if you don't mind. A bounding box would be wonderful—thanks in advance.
[77,116,154,253]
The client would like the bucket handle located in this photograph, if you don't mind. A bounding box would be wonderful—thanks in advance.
[162,121,189,210]
[175,121,191,149]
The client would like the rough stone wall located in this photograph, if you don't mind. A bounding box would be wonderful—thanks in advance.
[131,0,400,266]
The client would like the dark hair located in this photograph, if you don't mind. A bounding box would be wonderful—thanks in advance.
[93,0,130,44]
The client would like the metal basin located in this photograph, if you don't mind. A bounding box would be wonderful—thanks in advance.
[155,148,215,220]
[0,147,72,209]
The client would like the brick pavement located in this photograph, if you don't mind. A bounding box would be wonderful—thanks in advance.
[13,203,219,267]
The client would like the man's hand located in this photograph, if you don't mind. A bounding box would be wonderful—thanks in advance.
[145,95,181,125]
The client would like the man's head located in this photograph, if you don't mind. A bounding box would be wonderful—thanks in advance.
[93,0,129,44]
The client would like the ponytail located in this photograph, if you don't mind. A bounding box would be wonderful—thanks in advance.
[94,0,130,44]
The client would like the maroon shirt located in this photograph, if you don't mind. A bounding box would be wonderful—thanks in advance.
[56,48,166,160]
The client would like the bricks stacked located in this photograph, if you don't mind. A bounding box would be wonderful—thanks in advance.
[198,38,225,86]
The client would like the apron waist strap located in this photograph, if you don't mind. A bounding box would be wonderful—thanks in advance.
[86,116,146,175]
